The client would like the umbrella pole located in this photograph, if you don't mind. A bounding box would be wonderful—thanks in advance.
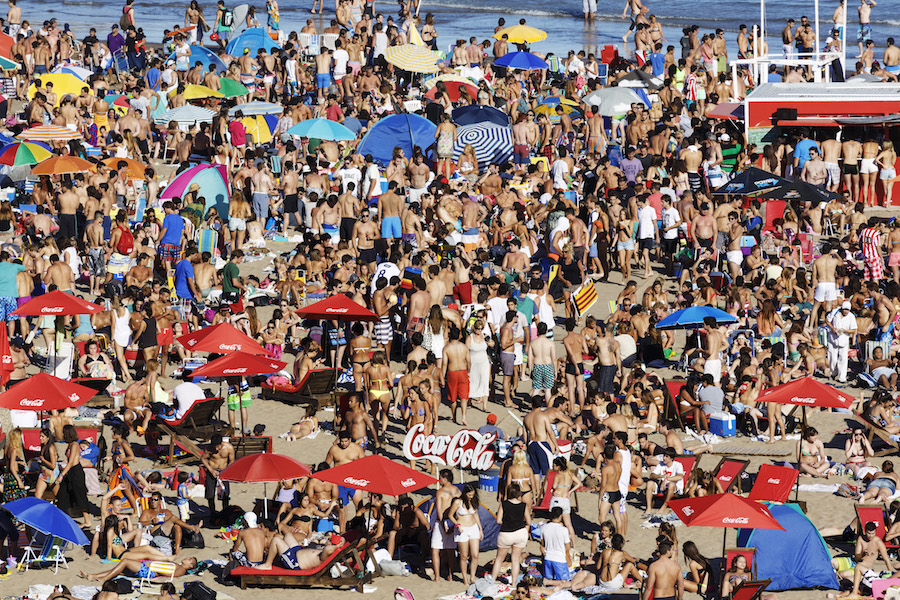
[795,407,807,501]
[264,482,268,520]
[721,528,728,600]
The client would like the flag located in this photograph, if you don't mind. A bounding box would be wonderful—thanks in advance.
[0,326,12,388]
[572,283,598,317]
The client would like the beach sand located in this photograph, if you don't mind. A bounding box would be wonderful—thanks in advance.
[2,244,876,600]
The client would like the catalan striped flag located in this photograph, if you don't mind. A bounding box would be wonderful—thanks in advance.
[572,283,599,317]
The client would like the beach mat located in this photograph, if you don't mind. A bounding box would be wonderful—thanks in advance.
[710,445,793,457]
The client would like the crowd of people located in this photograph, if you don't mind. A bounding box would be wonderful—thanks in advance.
[1,0,900,598]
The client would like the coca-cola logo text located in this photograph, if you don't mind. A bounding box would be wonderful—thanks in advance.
[41,307,65,314]
[219,344,241,351]
[20,398,44,407]
[722,517,749,524]
[767,478,781,484]
[790,396,816,404]
[326,308,350,313]
[222,368,248,374]
[403,423,496,470]
[344,477,370,486]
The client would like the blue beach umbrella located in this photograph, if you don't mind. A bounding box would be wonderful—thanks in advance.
[356,114,436,166]
[656,306,738,330]
[2,497,90,546]
[285,118,357,141]
[226,28,280,56]
[452,123,513,172]
[494,51,549,70]
[452,104,510,127]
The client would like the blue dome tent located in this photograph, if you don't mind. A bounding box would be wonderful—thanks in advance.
[226,28,280,57]
[166,45,227,73]
[356,114,436,166]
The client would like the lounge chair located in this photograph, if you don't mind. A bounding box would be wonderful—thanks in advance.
[855,504,899,549]
[729,579,772,600]
[139,560,178,592]
[261,368,337,410]
[155,397,229,465]
[712,457,750,494]
[747,464,798,503]
[853,411,899,456]
[725,547,757,579]
[231,538,382,590]
[646,456,696,511]
[21,534,68,574]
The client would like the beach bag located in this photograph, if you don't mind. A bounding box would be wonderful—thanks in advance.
[182,528,205,549]
[183,581,217,600]
[119,11,130,30]
[116,225,134,255]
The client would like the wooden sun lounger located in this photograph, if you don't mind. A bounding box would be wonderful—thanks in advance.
[262,368,337,410]
[232,537,382,590]
[712,457,750,494]
[155,397,231,465]
[852,411,899,456]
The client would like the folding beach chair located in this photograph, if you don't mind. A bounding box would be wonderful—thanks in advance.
[197,228,219,261]
[724,548,757,579]
[729,579,771,600]
[21,534,68,574]
[712,457,750,494]
[855,504,898,549]
[139,560,178,592]
[747,464,798,502]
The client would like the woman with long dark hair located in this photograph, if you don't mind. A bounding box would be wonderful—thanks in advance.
[448,483,482,585]
[58,424,93,528]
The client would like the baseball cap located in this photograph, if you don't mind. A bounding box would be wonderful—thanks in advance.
[244,512,258,528]
[841,301,851,310]
[486,414,497,424]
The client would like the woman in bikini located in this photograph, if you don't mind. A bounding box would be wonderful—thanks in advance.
[448,483,483,585]
[798,426,830,478]
[107,423,141,516]
[365,350,393,436]
[547,457,581,545]
[504,449,536,510]
[682,541,712,594]
[349,322,371,392]
[402,386,433,472]
[845,427,875,477]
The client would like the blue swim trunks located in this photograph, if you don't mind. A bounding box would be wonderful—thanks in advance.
[317,73,332,89]
[544,559,571,581]
[381,215,401,239]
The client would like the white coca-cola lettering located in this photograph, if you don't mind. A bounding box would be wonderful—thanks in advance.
[344,477,370,486]
[790,396,816,404]
[41,307,64,314]
[767,478,780,484]
[400,478,416,488]
[403,423,496,470]
[720,475,733,481]
[68,393,80,401]
[326,308,350,313]
[222,368,248,374]
[721,517,750,524]
[682,506,695,516]
[219,344,241,351]
[20,398,44,407]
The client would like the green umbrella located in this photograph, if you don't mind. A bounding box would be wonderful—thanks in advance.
[0,55,17,70]
[219,78,250,98]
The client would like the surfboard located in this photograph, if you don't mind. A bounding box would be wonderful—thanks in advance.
[230,3,250,36]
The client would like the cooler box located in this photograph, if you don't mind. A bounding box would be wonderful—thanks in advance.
[479,467,501,492]
[709,412,736,437]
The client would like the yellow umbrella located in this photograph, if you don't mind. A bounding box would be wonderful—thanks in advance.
[26,73,88,106]
[409,23,425,47]
[241,115,274,145]
[384,44,440,73]
[169,84,224,100]
[493,24,547,44]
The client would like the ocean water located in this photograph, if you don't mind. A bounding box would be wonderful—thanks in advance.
[21,0,900,60]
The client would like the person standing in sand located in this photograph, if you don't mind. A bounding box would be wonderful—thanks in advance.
[644,540,683,600]
[444,326,471,426]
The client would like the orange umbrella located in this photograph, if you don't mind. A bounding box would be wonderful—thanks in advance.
[101,157,147,179]
[32,156,94,175]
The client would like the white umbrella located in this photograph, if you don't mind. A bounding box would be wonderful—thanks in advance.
[154,105,216,126]
[582,87,649,117]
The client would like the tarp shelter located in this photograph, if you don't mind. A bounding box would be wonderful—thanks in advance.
[417,493,499,552]
[166,45,227,74]
[737,503,837,591]
[226,28,280,56]
[356,114,436,166]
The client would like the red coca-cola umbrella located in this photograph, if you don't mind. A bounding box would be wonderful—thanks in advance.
[424,81,479,102]
[0,372,96,410]
[668,493,783,583]
[295,293,380,322]
[757,377,851,499]
[313,454,437,496]
[219,452,312,483]
[190,351,286,378]
[11,290,104,316]
[177,322,269,355]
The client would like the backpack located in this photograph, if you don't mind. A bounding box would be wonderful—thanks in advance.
[116,225,134,255]
[222,9,234,27]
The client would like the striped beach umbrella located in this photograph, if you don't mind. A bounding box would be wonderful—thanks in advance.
[409,23,426,47]
[423,73,477,90]
[153,105,216,126]
[17,124,82,141]
[535,98,584,123]
[172,84,224,100]
[241,114,278,145]
[0,141,52,166]
[452,123,513,172]
[228,101,283,116]
[51,63,93,80]
[385,44,440,73]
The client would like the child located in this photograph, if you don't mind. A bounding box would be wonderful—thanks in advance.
[175,471,195,521]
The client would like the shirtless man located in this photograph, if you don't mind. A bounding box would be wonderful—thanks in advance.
[342,392,379,451]
[692,203,718,253]
[313,195,341,245]
[338,180,360,242]
[597,444,624,533]
[257,531,344,571]
[811,243,841,327]
[643,540,684,600]
[401,202,424,251]
[352,208,379,277]
[862,137,881,206]
[528,322,557,403]
[306,463,339,519]
[843,137,862,202]
[121,376,152,434]
[865,280,897,341]
[585,106,608,157]
[431,469,461,581]
[251,162,275,223]
[885,37,900,77]
[724,211,744,280]
[152,288,178,376]
[622,0,643,42]
[407,154,431,204]
[407,277,431,338]
[802,147,828,188]
[200,433,234,521]
[821,135,842,192]
[137,492,200,555]
[44,254,74,293]
[193,252,216,299]
[325,430,365,523]
[679,139,704,193]
[838,521,896,598]
[857,0,876,57]
[595,322,622,400]
[444,326,471,425]
[231,514,271,567]
[378,181,403,242]
[702,315,725,385]
[524,395,560,482]
[562,318,589,414]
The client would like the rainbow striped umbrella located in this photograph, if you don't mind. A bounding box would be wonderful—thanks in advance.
[384,44,440,73]
[0,141,52,166]
[17,125,82,141]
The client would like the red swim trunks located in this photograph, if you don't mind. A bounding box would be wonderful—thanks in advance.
[447,370,470,404]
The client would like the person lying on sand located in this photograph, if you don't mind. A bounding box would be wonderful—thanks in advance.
[80,557,198,582]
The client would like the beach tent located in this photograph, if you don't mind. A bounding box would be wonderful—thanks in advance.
[737,503,837,591]
[166,45,227,74]
[417,494,499,552]
[226,28,280,56]
[356,114,436,166]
